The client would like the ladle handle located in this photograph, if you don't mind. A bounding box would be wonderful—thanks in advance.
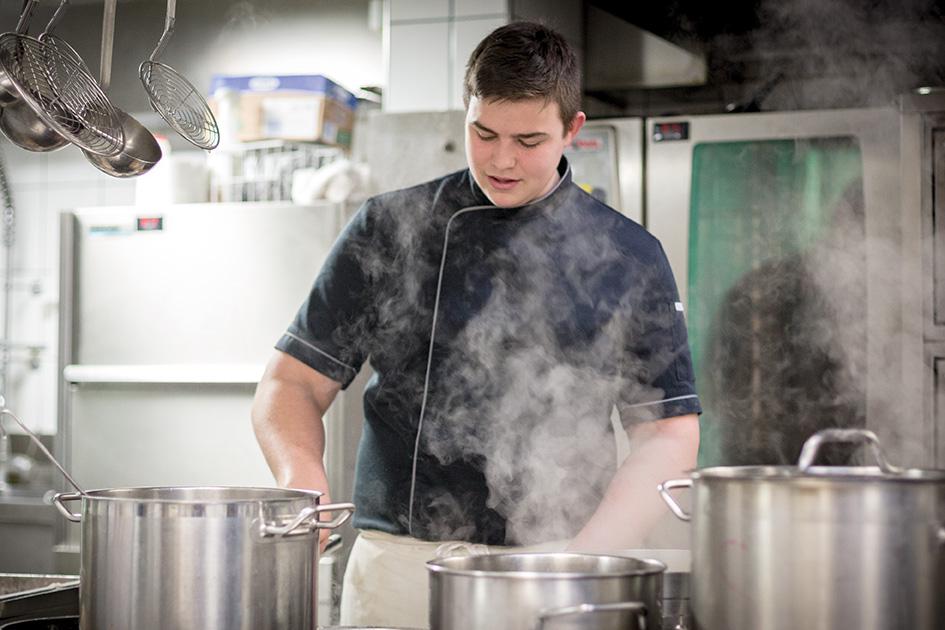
[15,0,37,35]
[148,0,176,62]
[0,402,85,495]
[39,0,69,37]
[99,0,116,89]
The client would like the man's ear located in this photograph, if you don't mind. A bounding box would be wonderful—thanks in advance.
[565,111,587,143]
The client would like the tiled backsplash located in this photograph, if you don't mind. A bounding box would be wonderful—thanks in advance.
[385,0,509,112]
[384,0,584,113]
[0,140,135,434]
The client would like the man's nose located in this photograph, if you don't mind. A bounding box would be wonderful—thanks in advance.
[491,140,517,170]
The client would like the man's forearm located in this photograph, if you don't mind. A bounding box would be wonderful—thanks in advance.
[251,353,341,493]
[252,377,329,489]
[566,414,699,552]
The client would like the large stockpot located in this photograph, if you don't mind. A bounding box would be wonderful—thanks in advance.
[52,486,354,630]
[658,429,945,630]
[428,552,665,630]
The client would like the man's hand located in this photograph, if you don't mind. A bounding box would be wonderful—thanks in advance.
[566,413,699,552]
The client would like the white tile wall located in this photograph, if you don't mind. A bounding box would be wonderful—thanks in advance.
[0,140,135,435]
[44,146,103,185]
[11,188,45,273]
[454,0,507,18]
[389,0,450,21]
[451,16,509,109]
[387,21,451,111]
[384,0,511,112]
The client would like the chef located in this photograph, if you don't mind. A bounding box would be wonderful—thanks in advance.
[252,21,700,628]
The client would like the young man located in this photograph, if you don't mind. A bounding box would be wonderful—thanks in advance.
[252,22,700,627]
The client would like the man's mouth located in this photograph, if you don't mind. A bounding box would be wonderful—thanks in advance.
[487,175,520,191]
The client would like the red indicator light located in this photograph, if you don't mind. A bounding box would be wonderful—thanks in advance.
[136,217,163,231]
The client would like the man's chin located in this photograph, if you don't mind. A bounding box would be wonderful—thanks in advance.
[483,187,531,208]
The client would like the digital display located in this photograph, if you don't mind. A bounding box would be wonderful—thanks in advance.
[136,217,164,231]
[653,122,690,142]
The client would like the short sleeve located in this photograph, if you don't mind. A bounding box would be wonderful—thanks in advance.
[617,242,702,425]
[275,200,378,388]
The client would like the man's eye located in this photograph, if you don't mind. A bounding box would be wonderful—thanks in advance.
[477,133,497,141]
[519,139,541,148]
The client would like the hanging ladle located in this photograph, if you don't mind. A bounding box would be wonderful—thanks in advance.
[84,0,161,178]
[0,396,86,496]
[0,0,70,152]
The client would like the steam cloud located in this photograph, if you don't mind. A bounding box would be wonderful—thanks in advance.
[698,0,935,466]
[745,0,945,109]
[345,182,673,545]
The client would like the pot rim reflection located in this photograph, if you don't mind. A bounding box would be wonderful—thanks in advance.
[427,552,666,579]
[692,464,945,482]
[62,485,325,504]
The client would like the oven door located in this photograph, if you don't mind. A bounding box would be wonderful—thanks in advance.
[645,108,926,468]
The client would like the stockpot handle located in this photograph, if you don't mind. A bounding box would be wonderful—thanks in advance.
[537,602,647,630]
[52,491,83,523]
[260,501,355,538]
[797,429,902,474]
[657,478,692,522]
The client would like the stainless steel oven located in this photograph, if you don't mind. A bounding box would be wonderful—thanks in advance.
[566,117,644,222]
[645,103,935,468]
[903,89,945,469]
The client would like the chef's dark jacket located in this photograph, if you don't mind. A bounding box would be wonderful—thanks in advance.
[276,159,701,546]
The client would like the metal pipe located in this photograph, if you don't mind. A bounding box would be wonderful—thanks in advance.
[0,149,14,492]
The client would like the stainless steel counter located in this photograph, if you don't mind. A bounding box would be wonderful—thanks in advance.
[0,575,76,598]
[0,574,79,623]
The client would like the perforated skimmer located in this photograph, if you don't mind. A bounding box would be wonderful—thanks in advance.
[139,0,219,150]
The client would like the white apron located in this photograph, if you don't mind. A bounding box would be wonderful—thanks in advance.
[339,529,565,628]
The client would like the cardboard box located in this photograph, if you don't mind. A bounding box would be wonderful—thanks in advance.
[209,75,357,147]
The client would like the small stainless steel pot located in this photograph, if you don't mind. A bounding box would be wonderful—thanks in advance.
[658,428,945,630]
[53,486,354,630]
[428,552,665,629]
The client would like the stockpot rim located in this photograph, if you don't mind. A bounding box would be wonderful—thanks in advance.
[70,485,325,504]
[427,552,667,579]
[691,465,945,483]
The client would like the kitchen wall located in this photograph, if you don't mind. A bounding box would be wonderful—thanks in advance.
[0,142,135,434]
[384,0,583,112]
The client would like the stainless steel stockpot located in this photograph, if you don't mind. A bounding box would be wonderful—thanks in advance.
[52,486,353,630]
[428,552,665,630]
[659,429,945,630]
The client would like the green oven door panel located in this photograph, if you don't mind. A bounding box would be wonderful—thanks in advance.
[688,138,866,466]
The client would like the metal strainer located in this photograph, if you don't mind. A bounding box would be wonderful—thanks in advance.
[37,0,89,71]
[139,0,219,150]
[37,33,87,70]
[0,0,123,156]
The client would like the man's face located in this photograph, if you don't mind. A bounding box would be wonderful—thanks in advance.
[465,96,585,208]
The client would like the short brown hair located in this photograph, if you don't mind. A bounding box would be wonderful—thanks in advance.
[463,22,581,132]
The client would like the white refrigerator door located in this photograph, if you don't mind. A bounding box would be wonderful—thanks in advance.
[73,201,344,364]
[61,201,353,490]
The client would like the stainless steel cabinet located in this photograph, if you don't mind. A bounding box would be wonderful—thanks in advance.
[0,497,56,573]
